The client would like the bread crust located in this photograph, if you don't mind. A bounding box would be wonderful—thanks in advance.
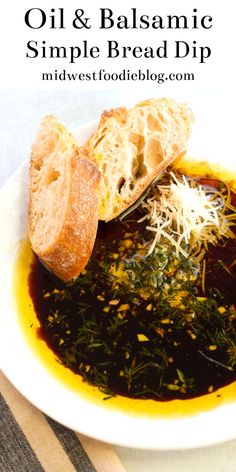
[28,116,100,281]
[86,98,193,221]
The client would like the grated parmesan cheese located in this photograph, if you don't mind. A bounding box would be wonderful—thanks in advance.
[139,172,235,258]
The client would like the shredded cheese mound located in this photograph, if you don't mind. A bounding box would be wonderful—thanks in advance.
[139,172,235,258]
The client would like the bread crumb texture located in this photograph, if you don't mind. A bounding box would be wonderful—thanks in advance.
[86,98,193,221]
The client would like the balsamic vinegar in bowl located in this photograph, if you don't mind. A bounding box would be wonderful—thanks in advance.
[27,173,236,402]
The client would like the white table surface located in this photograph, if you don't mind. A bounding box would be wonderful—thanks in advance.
[1,89,236,472]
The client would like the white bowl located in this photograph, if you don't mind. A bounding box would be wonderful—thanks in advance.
[0,116,236,450]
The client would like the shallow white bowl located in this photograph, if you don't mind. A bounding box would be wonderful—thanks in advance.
[0,115,236,450]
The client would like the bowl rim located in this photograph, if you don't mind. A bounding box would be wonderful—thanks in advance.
[1,119,236,450]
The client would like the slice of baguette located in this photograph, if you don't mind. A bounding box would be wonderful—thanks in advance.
[28,115,100,281]
[86,98,193,221]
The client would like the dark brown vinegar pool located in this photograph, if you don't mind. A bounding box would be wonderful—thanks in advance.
[28,181,236,401]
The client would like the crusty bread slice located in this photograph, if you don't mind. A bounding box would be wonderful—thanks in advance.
[28,115,100,281]
[86,98,193,221]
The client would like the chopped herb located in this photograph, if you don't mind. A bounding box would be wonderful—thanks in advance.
[28,176,236,401]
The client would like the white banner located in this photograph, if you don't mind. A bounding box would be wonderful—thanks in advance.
[1,0,234,92]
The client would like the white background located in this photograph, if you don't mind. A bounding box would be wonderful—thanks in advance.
[1,0,235,91]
